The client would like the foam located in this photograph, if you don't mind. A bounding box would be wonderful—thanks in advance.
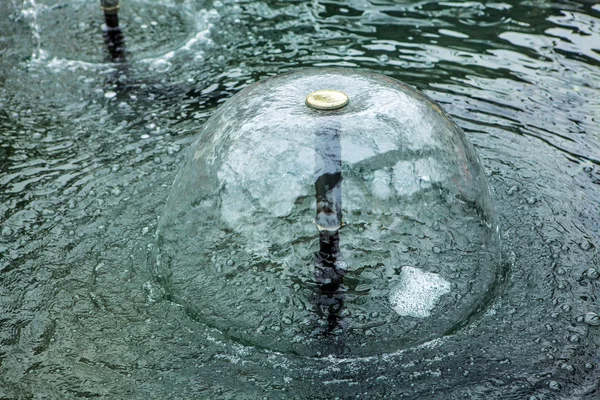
[388,266,451,318]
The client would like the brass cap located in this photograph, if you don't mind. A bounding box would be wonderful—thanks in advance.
[306,89,349,110]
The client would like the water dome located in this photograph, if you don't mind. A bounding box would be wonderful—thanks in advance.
[154,69,500,357]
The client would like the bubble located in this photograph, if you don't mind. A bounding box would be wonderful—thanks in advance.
[583,312,600,326]
[154,69,501,356]
[548,380,561,390]
[568,334,580,343]
[150,59,172,73]
[377,54,389,63]
[585,268,599,279]
[167,145,181,155]
[560,363,575,372]
[507,185,518,195]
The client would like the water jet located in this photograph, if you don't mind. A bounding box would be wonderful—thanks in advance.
[154,69,501,357]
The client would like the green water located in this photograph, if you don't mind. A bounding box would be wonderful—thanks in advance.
[1,0,599,398]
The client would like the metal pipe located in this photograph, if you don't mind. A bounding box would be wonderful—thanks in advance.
[100,0,120,28]
[100,0,125,61]
[304,90,350,337]
[313,119,346,334]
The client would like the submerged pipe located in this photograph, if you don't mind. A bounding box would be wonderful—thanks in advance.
[314,121,345,334]
[100,0,126,61]
[307,90,349,335]
[314,121,343,235]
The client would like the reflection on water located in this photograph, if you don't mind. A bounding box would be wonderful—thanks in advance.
[1,0,599,398]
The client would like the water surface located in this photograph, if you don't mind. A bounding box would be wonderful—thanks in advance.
[1,0,599,398]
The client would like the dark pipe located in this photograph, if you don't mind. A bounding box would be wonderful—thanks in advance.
[313,120,346,335]
[101,0,120,26]
[314,122,343,234]
[100,0,126,62]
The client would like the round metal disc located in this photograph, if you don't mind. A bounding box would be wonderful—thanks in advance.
[306,89,349,110]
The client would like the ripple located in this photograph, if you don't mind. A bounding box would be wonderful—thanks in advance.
[1,0,599,398]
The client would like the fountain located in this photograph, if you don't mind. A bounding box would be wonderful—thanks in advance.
[154,69,501,357]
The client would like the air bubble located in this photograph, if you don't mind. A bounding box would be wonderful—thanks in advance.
[560,363,574,372]
[548,381,561,390]
[568,334,580,343]
[583,312,600,326]
[585,268,599,279]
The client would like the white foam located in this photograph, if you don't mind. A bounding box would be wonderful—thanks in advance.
[388,266,451,318]
[371,169,392,200]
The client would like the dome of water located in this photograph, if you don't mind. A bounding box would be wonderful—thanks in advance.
[154,69,501,357]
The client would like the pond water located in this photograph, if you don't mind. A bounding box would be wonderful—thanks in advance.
[1,0,599,398]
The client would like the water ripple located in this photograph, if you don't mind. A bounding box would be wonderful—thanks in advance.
[1,0,599,398]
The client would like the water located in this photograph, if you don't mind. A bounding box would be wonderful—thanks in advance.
[155,69,501,357]
[1,0,599,398]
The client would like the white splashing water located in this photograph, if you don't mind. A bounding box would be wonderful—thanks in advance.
[21,0,46,61]
[388,266,451,318]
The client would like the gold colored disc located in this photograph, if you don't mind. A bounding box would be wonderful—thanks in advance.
[306,89,349,110]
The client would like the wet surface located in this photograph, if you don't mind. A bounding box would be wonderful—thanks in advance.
[1,0,599,398]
